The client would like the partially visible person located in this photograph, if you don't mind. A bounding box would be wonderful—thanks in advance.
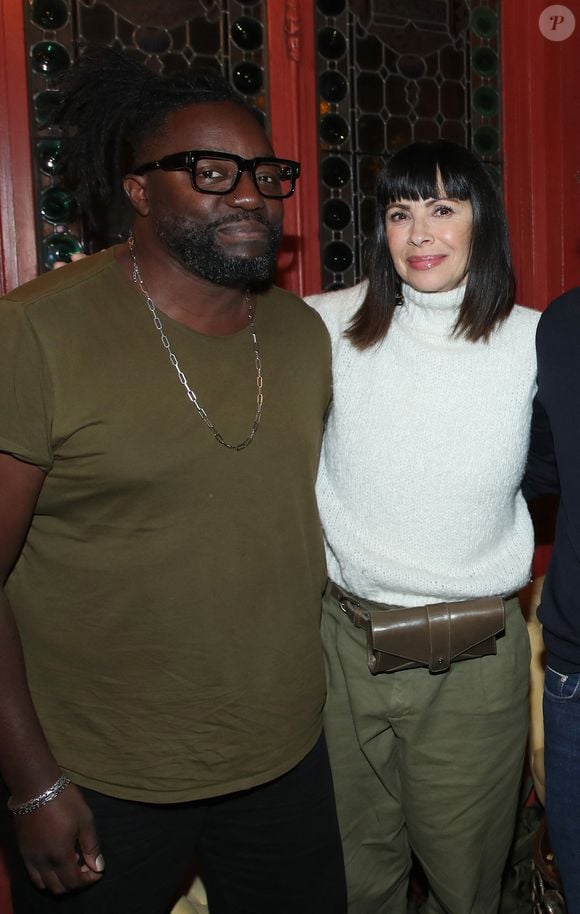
[306,140,539,914]
[0,48,346,914]
[524,286,580,914]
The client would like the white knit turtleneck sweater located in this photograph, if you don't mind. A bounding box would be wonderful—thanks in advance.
[306,282,540,606]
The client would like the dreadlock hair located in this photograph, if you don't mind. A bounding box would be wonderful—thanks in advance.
[347,140,516,349]
[55,47,253,242]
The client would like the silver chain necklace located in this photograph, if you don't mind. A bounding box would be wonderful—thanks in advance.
[128,235,263,451]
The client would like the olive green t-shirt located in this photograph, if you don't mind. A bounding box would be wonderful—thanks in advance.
[0,248,331,802]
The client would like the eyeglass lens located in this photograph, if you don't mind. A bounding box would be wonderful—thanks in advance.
[193,158,294,197]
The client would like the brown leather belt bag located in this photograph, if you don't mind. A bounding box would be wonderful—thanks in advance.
[330,583,505,675]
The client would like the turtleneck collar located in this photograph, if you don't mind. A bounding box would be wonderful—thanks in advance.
[397,282,466,337]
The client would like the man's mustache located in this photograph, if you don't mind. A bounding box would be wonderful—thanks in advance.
[210,212,278,230]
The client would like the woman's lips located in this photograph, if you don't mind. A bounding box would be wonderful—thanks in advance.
[406,255,447,271]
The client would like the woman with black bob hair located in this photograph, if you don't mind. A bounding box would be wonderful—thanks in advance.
[307,140,538,914]
[349,139,515,348]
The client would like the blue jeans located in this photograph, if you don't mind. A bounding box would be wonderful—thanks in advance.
[544,664,580,914]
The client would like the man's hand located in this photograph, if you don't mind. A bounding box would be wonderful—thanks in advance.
[14,783,105,894]
[52,252,87,270]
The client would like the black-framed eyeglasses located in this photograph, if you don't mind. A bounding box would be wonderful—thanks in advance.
[133,150,301,199]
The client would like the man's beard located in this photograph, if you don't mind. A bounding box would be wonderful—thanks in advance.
[153,212,282,290]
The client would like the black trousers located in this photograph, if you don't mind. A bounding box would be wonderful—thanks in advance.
[3,734,346,914]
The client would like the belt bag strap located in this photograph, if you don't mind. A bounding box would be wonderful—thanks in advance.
[331,585,505,675]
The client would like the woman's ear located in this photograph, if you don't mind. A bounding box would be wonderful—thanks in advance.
[123,174,150,217]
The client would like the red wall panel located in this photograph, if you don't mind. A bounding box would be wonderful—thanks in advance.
[502,0,580,312]
[265,0,322,297]
[0,0,36,294]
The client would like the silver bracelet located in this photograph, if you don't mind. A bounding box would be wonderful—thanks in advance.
[7,773,72,816]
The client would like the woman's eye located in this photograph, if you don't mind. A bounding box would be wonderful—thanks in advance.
[434,204,454,216]
[388,211,408,221]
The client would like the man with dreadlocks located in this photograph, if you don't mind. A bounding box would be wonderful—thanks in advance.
[0,49,346,913]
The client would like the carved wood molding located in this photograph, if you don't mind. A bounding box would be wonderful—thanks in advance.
[284,0,301,62]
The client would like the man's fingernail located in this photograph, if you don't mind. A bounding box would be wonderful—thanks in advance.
[96,854,105,872]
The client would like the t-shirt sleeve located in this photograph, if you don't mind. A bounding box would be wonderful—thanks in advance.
[0,298,53,470]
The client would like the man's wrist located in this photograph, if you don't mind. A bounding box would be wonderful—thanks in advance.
[7,772,71,816]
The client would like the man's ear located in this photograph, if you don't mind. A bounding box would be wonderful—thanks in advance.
[123,174,150,217]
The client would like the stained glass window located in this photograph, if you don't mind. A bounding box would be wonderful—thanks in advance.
[23,1,503,286]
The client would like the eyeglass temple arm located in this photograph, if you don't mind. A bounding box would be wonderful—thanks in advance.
[133,153,190,175]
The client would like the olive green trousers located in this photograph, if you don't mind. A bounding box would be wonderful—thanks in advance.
[321,587,530,914]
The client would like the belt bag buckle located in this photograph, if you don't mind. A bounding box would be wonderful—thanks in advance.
[367,597,505,675]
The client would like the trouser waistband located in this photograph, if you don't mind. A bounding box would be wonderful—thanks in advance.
[329,582,505,628]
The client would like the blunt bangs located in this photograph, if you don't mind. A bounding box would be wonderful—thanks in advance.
[379,141,477,206]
